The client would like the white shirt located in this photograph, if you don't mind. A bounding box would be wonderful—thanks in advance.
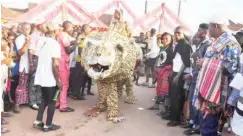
[34,37,61,87]
[173,52,191,73]
[29,32,46,56]
[146,36,160,58]
[15,34,29,73]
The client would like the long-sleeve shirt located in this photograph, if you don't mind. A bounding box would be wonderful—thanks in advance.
[191,39,211,83]
[172,39,192,73]
[146,36,160,59]
[204,32,241,75]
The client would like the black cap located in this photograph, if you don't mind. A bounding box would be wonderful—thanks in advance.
[199,23,209,30]
[151,28,156,34]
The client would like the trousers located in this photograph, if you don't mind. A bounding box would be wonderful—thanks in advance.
[81,72,92,94]
[70,63,85,97]
[36,86,57,125]
[200,112,220,136]
[169,72,185,122]
[29,75,42,105]
[57,60,70,109]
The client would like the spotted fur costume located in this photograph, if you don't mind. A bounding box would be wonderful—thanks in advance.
[81,27,138,121]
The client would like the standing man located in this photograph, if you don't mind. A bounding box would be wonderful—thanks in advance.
[56,21,78,112]
[183,23,211,135]
[167,26,192,127]
[79,24,94,97]
[142,28,160,88]
[28,24,47,110]
[195,19,241,136]
[70,24,93,100]
[14,22,31,113]
[136,32,147,54]
[33,22,62,132]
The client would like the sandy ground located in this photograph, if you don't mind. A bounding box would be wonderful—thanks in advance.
[3,81,230,136]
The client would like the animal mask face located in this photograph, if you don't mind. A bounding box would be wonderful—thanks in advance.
[81,31,125,80]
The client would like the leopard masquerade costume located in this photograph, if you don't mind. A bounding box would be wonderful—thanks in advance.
[81,29,138,123]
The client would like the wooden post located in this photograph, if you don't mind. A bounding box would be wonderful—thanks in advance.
[145,0,147,14]
[61,0,67,23]
[177,0,181,18]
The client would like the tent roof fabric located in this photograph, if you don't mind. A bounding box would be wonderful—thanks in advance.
[13,0,107,27]
[1,6,27,20]
[228,23,243,31]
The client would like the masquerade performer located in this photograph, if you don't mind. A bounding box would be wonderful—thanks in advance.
[82,9,138,123]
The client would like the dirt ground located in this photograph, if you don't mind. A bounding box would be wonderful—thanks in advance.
[3,81,230,136]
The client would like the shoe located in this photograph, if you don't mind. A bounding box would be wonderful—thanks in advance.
[77,96,86,100]
[148,84,156,88]
[167,121,180,127]
[1,127,10,134]
[140,82,149,86]
[87,92,94,96]
[60,107,75,112]
[30,104,39,110]
[180,121,192,129]
[13,104,20,113]
[33,122,44,130]
[1,119,8,125]
[1,112,12,118]
[161,113,170,120]
[147,105,159,110]
[69,95,77,99]
[43,124,61,132]
[184,128,200,135]
[156,111,164,116]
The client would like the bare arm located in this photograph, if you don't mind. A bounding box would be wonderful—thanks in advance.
[28,49,34,65]
[52,57,62,89]
[18,42,29,56]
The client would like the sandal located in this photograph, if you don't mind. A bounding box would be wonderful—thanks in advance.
[1,112,12,118]
[13,104,20,113]
[140,82,149,86]
[148,84,156,88]
[147,105,159,110]
[1,119,8,125]
[60,107,75,112]
[69,95,78,100]
[1,127,10,134]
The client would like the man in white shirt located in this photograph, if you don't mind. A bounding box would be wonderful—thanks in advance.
[14,22,31,113]
[142,28,160,88]
[33,22,62,132]
[28,24,47,110]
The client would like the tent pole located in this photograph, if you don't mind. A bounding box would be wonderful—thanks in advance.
[62,0,67,23]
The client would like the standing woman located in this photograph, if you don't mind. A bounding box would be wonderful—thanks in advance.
[148,32,173,110]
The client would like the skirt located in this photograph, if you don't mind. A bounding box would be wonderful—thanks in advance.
[155,65,172,96]
[15,72,29,104]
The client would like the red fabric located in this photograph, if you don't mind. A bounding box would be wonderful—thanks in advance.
[15,72,29,105]
[6,78,11,93]
[155,65,172,96]
[198,58,222,105]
